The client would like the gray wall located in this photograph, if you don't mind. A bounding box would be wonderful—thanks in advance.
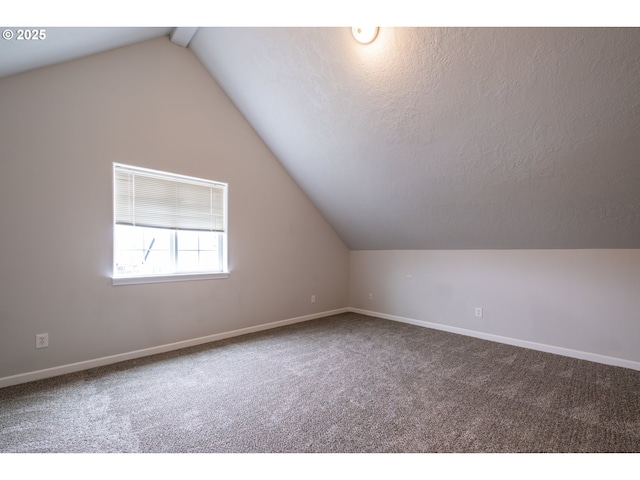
[350,250,640,365]
[0,37,349,380]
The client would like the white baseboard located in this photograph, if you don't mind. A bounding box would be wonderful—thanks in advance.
[4,306,638,388]
[0,308,350,389]
[349,308,640,372]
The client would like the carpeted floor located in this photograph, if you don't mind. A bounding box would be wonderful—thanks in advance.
[1,312,639,453]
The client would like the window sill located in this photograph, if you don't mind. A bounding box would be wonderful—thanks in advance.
[112,271,230,286]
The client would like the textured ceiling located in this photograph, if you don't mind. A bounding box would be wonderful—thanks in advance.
[191,27,640,249]
[2,27,638,250]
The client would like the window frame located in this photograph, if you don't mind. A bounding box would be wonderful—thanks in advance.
[112,163,229,286]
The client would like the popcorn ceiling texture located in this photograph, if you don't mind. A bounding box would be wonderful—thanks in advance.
[191,27,640,249]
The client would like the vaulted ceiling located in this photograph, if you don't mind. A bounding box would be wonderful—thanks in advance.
[2,27,639,249]
[0,27,172,78]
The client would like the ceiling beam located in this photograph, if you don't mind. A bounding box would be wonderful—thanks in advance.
[170,27,199,48]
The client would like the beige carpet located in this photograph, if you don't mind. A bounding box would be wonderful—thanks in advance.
[1,313,639,452]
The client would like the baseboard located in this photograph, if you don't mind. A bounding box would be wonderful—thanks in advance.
[0,308,350,389]
[5,306,637,389]
[349,308,640,372]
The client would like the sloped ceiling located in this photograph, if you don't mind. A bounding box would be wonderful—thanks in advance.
[190,27,640,250]
[1,27,639,250]
[0,27,172,78]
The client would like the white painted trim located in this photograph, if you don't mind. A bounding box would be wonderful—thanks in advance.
[5,306,637,389]
[112,271,229,286]
[349,308,640,372]
[0,308,349,389]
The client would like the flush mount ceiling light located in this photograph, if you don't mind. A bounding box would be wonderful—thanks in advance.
[352,27,379,44]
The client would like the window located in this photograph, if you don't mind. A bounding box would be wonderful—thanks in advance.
[113,163,228,285]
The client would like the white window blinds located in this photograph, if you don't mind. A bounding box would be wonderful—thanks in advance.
[114,164,226,232]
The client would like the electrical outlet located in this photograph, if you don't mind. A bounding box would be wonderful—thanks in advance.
[475,307,483,318]
[35,333,49,349]
[368,293,373,300]
[311,295,316,304]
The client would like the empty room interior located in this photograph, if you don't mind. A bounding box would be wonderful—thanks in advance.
[0,25,639,454]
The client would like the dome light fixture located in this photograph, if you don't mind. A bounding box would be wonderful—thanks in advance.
[352,27,379,44]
